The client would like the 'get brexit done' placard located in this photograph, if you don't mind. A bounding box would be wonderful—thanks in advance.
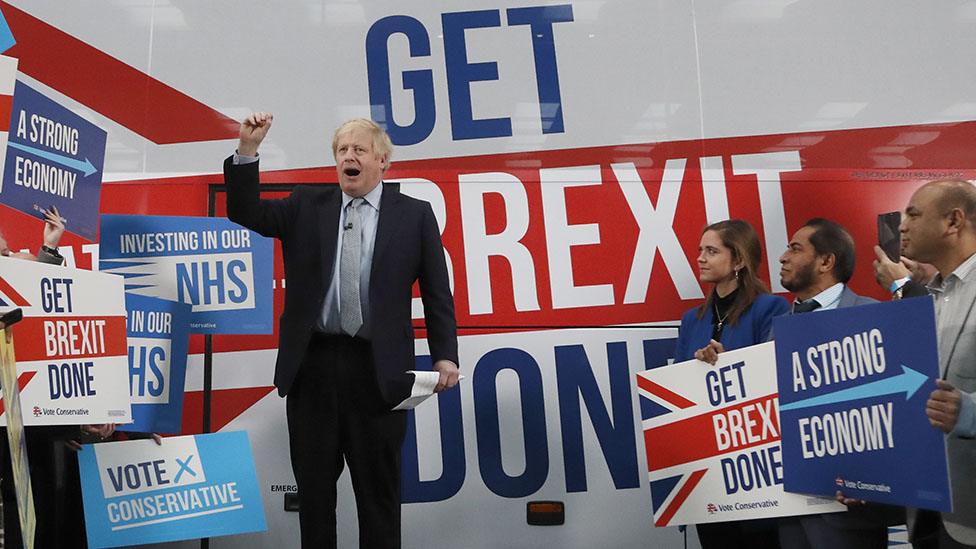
[637,343,843,527]
[0,256,130,425]
[773,297,950,510]
[99,215,273,334]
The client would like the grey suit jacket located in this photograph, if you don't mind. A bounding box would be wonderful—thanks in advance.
[837,285,876,308]
[917,267,976,544]
[36,248,62,265]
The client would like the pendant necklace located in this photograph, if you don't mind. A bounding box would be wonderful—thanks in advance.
[714,302,730,330]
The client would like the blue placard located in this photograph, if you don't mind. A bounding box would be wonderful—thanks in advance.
[1,81,107,241]
[98,214,273,334]
[773,297,951,510]
[78,431,267,547]
[0,7,15,54]
[118,294,191,434]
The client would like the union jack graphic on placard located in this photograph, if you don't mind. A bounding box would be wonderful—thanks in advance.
[636,342,844,527]
[649,469,709,527]
[0,371,36,416]
[0,275,28,307]
[636,374,697,421]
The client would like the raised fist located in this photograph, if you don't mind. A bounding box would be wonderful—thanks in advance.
[238,112,274,156]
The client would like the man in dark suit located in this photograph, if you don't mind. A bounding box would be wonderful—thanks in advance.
[777,218,902,549]
[224,112,459,548]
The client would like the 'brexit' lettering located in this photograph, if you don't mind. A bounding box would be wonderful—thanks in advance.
[43,319,107,357]
[366,5,574,145]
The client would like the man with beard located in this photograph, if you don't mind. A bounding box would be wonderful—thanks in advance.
[776,218,902,548]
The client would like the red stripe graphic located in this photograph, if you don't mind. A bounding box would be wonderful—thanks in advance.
[636,375,696,409]
[644,394,780,472]
[13,316,127,362]
[0,276,29,306]
[654,469,708,527]
[0,93,12,130]
[0,1,238,144]
[181,386,277,435]
[0,371,37,416]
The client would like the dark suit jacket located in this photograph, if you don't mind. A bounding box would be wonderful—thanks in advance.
[223,157,458,404]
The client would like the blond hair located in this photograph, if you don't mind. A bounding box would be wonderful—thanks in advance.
[331,118,394,166]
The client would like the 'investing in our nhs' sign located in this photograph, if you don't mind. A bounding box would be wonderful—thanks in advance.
[99,215,273,334]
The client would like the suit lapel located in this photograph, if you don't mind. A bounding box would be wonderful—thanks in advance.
[318,188,342,282]
[372,182,403,274]
[939,269,976,373]
[836,286,852,309]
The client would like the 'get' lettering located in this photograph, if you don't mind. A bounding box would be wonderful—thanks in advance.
[366,5,574,145]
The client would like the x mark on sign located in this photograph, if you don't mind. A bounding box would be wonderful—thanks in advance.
[174,455,197,483]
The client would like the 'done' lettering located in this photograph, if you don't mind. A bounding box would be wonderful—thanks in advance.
[48,361,96,399]
[720,446,783,495]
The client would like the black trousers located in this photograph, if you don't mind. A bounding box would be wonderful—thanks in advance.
[697,518,781,549]
[913,511,976,549]
[778,515,887,549]
[286,334,407,549]
[1,426,87,549]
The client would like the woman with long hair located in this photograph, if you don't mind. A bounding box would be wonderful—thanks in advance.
[674,219,789,549]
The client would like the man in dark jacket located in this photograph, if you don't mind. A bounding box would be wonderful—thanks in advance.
[777,218,903,548]
[224,112,459,548]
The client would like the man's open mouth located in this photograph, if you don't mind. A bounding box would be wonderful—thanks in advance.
[344,167,361,177]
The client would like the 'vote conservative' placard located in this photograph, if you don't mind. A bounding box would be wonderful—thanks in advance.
[773,298,950,510]
[99,215,273,334]
[78,431,268,547]
[0,256,131,425]
[118,294,191,434]
[1,81,107,241]
[637,342,843,527]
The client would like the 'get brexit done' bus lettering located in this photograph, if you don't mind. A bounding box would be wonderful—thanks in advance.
[366,5,574,145]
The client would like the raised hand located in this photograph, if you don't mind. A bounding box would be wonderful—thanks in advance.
[872,245,911,291]
[42,205,65,248]
[238,112,274,156]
